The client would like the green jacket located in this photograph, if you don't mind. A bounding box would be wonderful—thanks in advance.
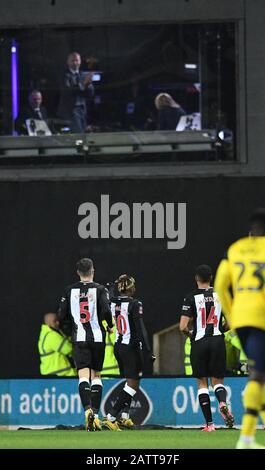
[38,324,77,376]
[101,329,120,376]
[225,330,247,361]
[224,329,247,373]
[184,337,192,375]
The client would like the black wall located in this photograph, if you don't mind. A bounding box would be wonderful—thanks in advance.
[1,176,264,377]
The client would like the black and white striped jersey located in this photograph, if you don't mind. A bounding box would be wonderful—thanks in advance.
[181,287,223,341]
[58,281,113,343]
[110,295,151,351]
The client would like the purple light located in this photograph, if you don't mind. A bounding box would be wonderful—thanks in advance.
[11,39,19,127]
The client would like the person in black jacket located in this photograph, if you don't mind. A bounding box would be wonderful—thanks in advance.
[15,90,48,135]
[57,52,94,133]
[103,274,155,430]
[155,92,186,130]
[58,258,114,432]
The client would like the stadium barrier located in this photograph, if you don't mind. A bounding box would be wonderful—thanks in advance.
[0,377,256,428]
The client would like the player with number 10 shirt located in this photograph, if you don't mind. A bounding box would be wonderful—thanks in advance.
[102,274,155,430]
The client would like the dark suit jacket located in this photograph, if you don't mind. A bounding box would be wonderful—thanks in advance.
[158,106,186,130]
[57,69,94,120]
[15,106,48,135]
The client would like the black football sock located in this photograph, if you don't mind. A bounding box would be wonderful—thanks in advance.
[91,378,103,415]
[198,388,213,426]
[112,383,136,418]
[213,383,227,404]
[78,378,91,411]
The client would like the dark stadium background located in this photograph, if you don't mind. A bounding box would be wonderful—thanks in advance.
[1,176,264,377]
[0,0,265,378]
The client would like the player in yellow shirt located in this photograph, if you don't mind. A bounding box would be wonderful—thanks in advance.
[214,208,265,449]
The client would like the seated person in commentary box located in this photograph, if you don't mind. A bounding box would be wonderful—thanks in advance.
[15,90,51,136]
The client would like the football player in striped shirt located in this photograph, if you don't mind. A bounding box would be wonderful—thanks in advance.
[103,274,155,430]
[58,258,114,431]
[180,265,234,432]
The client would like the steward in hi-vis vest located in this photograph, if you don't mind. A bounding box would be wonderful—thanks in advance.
[184,337,192,375]
[38,312,76,376]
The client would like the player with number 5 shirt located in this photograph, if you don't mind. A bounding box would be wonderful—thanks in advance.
[58,258,114,432]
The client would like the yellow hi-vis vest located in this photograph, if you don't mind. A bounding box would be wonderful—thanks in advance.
[224,330,240,370]
[102,327,120,376]
[38,324,77,376]
[224,329,248,373]
[226,330,247,361]
[184,337,192,375]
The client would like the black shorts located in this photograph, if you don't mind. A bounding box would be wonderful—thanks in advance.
[73,342,105,371]
[114,343,143,380]
[191,335,226,378]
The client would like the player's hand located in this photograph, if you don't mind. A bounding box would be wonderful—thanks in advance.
[107,326,114,334]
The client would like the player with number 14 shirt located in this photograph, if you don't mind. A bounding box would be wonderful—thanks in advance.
[180,265,234,431]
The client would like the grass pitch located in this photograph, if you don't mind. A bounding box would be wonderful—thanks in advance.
[0,429,265,449]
